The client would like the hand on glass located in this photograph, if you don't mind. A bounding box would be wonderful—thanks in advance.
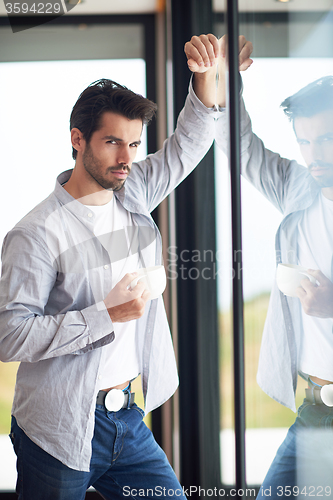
[184,33,253,74]
[104,273,151,323]
[296,269,333,318]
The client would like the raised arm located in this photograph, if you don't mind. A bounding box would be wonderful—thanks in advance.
[213,35,315,214]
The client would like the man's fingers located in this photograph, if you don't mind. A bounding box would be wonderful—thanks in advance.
[295,286,306,299]
[239,39,253,70]
[186,54,203,73]
[238,37,253,55]
[185,34,219,70]
[191,34,219,65]
[221,34,253,70]
[306,269,328,284]
[299,277,317,293]
[294,269,333,318]
[239,59,253,72]
[141,288,152,302]
[129,280,146,297]
[205,33,220,59]
[120,272,139,288]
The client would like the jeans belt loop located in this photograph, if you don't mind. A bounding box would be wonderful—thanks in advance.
[305,377,322,405]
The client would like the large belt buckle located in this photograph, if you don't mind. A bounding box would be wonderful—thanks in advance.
[104,389,125,412]
[320,384,333,407]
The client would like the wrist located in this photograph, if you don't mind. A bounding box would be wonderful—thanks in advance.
[193,67,218,108]
[193,67,217,87]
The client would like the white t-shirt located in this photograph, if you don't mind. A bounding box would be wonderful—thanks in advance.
[298,192,333,380]
[85,196,141,389]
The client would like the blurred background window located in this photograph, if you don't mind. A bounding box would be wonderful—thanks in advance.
[0,22,147,492]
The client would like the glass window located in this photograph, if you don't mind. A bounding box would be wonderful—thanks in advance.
[214,6,333,488]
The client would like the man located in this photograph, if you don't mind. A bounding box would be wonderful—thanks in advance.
[215,37,333,497]
[0,34,252,499]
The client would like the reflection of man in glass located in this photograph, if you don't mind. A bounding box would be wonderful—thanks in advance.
[217,69,333,495]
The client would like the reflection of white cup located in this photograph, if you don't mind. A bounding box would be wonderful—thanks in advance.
[130,265,167,300]
[320,384,333,407]
[276,263,316,297]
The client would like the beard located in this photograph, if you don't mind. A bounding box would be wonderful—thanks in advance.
[82,143,129,192]
[308,161,333,188]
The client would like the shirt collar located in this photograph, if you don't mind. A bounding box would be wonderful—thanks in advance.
[54,169,150,220]
[54,169,93,222]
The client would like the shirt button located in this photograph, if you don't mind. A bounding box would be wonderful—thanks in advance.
[98,375,102,380]
[87,212,93,218]
[104,265,109,270]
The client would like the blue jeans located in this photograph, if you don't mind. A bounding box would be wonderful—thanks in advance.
[10,404,186,499]
[257,399,333,499]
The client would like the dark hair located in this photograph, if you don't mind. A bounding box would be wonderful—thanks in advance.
[70,79,157,160]
[281,76,333,122]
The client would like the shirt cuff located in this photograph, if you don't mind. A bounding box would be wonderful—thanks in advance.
[80,300,114,344]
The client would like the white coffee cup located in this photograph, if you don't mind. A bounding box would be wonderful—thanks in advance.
[276,263,316,297]
[130,265,167,300]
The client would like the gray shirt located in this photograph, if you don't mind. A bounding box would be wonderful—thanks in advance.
[216,97,322,412]
[0,80,222,471]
